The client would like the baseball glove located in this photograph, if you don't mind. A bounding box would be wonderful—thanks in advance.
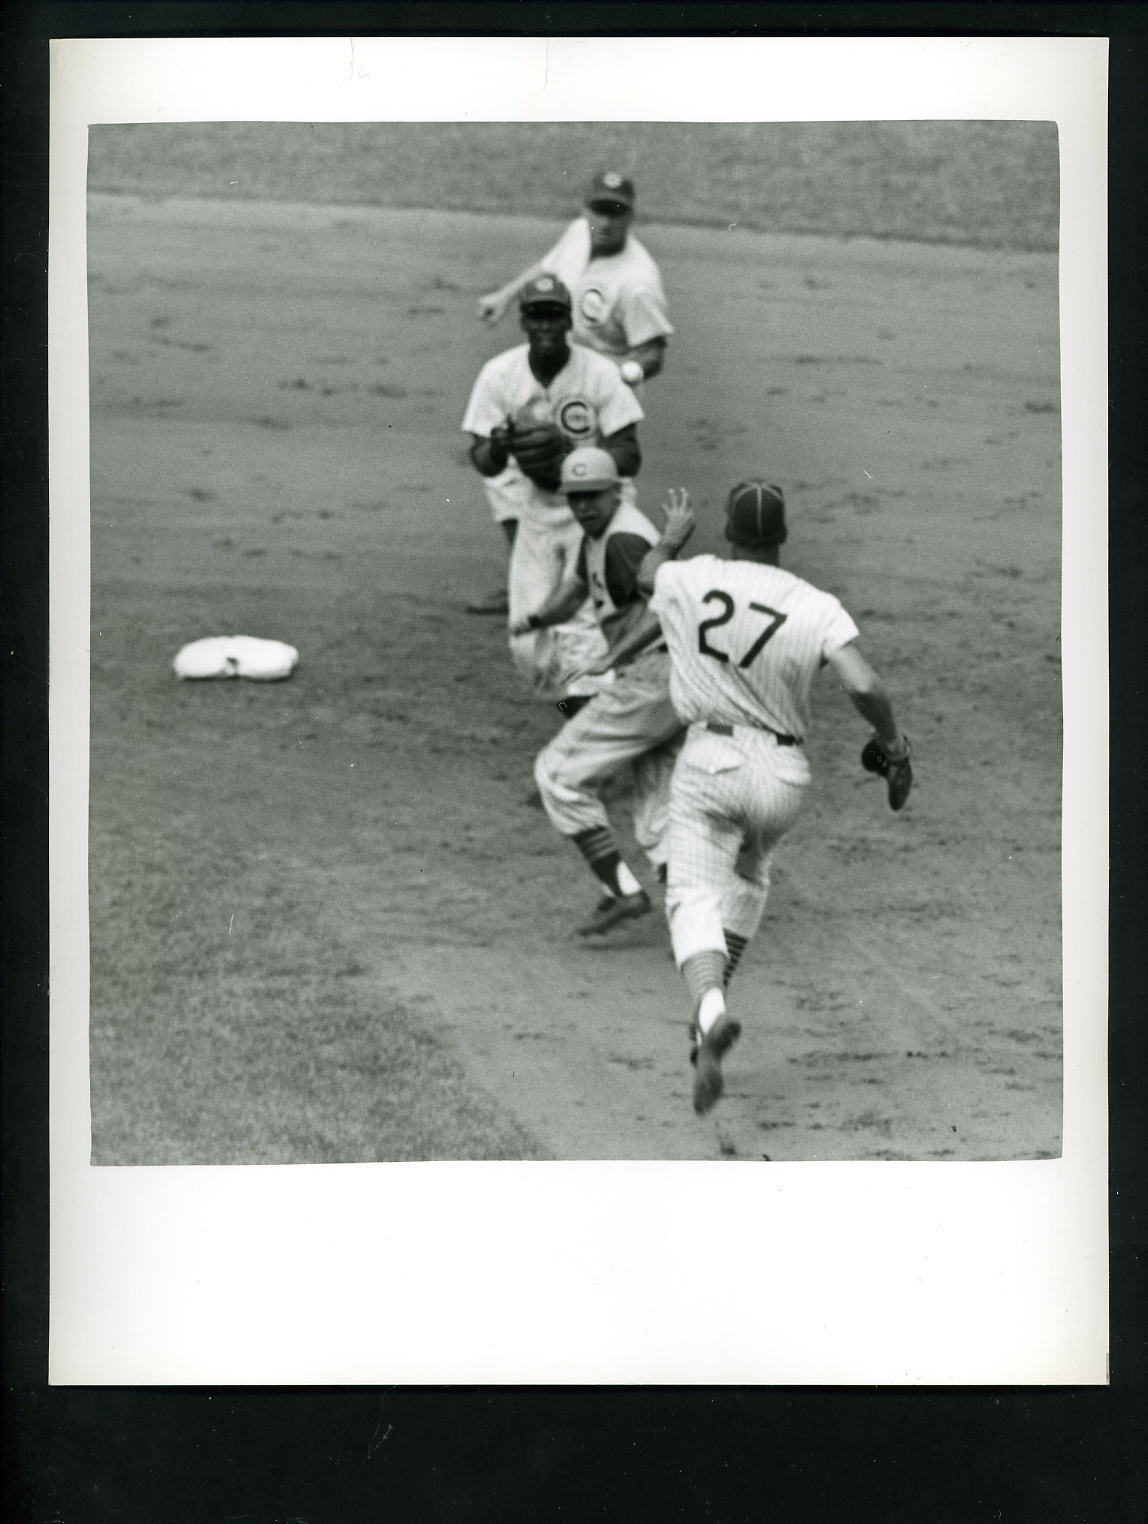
[861,734,913,811]
[506,404,567,492]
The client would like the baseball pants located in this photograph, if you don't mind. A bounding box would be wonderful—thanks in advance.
[480,465,527,526]
[534,650,684,869]
[507,509,610,699]
[665,724,811,968]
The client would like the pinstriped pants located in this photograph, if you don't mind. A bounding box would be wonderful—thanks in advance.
[666,724,811,967]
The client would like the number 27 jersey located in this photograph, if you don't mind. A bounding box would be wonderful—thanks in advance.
[650,555,859,739]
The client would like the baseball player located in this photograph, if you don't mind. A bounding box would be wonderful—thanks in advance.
[594,480,913,1114]
[469,171,673,616]
[462,275,646,711]
[509,446,685,936]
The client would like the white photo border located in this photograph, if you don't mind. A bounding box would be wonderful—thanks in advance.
[49,35,1109,1386]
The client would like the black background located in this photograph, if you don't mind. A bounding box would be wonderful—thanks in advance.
[3,5,1145,1519]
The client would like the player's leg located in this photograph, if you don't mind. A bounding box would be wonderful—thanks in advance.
[534,677,682,935]
[579,650,682,880]
[664,733,748,968]
[630,728,685,881]
[718,842,775,990]
[718,743,809,987]
[508,514,610,706]
[467,469,520,615]
[663,737,749,1111]
[718,844,781,990]
[507,514,575,699]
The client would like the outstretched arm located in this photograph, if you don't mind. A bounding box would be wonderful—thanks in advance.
[825,642,907,755]
[636,487,696,597]
[508,571,589,637]
[477,260,550,325]
[574,604,666,678]
[827,641,912,810]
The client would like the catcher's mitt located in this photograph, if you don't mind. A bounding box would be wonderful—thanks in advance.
[861,734,913,812]
[506,403,567,492]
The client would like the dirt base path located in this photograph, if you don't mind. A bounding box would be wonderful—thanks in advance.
[87,195,1062,1161]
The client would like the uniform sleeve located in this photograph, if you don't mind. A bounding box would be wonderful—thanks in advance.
[594,366,645,438]
[648,559,684,618]
[603,532,652,608]
[461,363,505,437]
[819,594,861,658]
[616,282,674,348]
[540,218,591,286]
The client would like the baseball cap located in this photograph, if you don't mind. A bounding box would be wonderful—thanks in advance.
[561,446,621,494]
[518,274,572,310]
[586,170,635,209]
[724,480,788,548]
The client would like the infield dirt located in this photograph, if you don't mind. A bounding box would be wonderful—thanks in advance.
[86,191,1062,1163]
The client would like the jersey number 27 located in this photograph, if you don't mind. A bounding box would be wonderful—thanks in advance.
[697,591,788,667]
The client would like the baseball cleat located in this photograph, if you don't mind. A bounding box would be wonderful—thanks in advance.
[465,588,510,616]
[691,1012,742,1115]
[576,889,652,937]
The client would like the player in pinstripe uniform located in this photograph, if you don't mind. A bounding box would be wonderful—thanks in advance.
[599,480,912,1113]
[509,446,684,936]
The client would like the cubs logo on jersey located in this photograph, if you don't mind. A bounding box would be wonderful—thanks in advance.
[557,398,595,440]
[579,286,608,325]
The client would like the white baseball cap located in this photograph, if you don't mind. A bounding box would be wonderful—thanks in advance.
[560,446,621,493]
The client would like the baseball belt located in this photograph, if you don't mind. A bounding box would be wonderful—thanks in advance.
[704,721,802,746]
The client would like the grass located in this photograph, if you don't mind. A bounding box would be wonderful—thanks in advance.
[88,120,1058,251]
[89,820,549,1163]
[87,597,551,1164]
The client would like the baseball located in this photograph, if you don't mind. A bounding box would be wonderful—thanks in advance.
[620,359,643,385]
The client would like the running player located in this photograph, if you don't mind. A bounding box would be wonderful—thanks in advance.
[509,446,684,936]
[594,480,912,1113]
[469,172,673,615]
[462,276,645,710]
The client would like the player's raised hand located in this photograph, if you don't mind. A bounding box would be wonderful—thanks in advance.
[478,290,509,324]
[660,487,696,550]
